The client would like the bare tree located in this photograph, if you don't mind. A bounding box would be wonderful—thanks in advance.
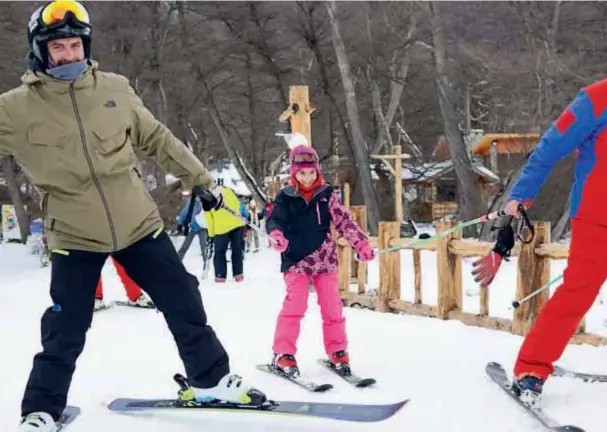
[427,2,484,231]
[326,1,380,233]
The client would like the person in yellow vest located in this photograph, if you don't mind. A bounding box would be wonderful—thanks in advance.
[204,186,247,283]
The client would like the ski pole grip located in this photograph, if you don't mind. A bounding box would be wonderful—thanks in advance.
[511,300,521,309]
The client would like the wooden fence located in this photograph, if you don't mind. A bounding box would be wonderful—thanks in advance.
[337,205,607,346]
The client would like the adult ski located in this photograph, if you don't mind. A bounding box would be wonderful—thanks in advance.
[256,364,333,392]
[107,397,407,423]
[317,359,376,388]
[552,365,607,383]
[57,406,81,431]
[486,362,584,432]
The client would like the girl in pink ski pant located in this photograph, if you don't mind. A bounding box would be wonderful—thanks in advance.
[266,144,375,372]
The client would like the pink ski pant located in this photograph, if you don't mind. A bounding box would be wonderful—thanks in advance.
[273,271,347,355]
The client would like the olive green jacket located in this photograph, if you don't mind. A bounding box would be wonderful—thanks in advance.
[0,62,213,252]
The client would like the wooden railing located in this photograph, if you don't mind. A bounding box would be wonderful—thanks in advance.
[337,206,607,346]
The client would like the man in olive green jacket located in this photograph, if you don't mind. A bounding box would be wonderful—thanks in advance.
[15,3,265,431]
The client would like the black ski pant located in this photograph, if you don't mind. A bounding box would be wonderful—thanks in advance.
[21,230,229,421]
[213,227,244,279]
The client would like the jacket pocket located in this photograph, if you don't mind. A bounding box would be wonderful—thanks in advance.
[26,125,68,183]
[92,121,129,156]
[28,124,67,148]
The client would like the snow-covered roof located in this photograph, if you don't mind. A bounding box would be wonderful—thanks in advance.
[404,160,499,183]
[402,161,453,182]
[371,159,499,183]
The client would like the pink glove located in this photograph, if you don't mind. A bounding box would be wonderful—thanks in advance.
[269,230,289,253]
[354,240,375,262]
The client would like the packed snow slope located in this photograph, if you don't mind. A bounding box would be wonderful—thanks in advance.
[1,238,607,432]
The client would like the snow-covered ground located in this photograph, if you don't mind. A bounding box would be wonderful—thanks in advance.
[1,235,607,431]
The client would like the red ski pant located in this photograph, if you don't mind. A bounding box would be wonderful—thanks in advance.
[514,218,607,380]
[95,256,142,302]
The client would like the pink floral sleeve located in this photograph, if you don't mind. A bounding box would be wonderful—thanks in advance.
[328,191,367,247]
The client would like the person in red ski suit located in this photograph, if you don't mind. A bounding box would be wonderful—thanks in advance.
[265,144,375,378]
[94,256,153,310]
[474,78,607,405]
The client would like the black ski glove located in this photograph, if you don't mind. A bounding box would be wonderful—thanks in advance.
[194,185,224,211]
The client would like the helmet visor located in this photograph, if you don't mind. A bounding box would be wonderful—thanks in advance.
[41,1,90,28]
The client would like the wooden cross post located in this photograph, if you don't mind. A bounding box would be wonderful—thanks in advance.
[370,145,411,223]
[278,85,316,147]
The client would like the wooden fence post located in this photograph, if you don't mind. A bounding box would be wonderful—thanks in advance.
[436,221,463,319]
[337,240,351,298]
[350,205,368,294]
[413,249,422,304]
[376,222,400,312]
[343,182,350,208]
[512,222,550,336]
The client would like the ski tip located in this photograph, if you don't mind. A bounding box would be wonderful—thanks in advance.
[107,398,139,411]
[256,364,272,373]
[486,361,505,371]
[554,427,586,432]
[387,399,409,416]
[313,384,334,392]
[355,378,376,388]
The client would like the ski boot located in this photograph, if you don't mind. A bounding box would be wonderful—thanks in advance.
[272,353,300,378]
[329,350,352,376]
[129,294,155,308]
[512,373,544,406]
[19,412,56,432]
[176,373,267,406]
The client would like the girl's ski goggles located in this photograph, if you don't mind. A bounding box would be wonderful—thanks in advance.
[291,151,318,164]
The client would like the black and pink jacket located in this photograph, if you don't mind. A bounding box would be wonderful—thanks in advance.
[267,183,367,274]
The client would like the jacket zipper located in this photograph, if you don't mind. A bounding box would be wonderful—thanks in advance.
[68,83,118,250]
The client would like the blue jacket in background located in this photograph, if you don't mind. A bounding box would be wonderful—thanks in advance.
[178,199,202,232]
[239,202,250,221]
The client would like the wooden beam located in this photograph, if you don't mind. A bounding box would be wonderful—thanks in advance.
[288,86,313,146]
[394,145,403,222]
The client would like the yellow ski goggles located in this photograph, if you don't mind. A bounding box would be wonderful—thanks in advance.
[41,1,90,28]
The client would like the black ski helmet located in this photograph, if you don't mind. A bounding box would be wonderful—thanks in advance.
[27,1,92,71]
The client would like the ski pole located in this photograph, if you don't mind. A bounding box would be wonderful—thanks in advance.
[183,188,197,236]
[380,208,509,254]
[354,208,509,262]
[510,274,563,309]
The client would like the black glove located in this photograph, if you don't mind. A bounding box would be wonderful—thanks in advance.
[493,223,515,259]
[194,185,224,211]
